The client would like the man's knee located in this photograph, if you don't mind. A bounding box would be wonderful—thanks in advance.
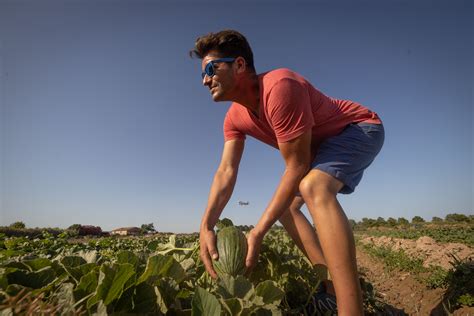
[299,170,343,204]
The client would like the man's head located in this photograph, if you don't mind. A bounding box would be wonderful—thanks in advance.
[190,30,256,102]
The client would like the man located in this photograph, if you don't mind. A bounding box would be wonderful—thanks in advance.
[190,30,384,316]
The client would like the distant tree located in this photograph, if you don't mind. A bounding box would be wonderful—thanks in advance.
[412,216,425,223]
[431,217,443,223]
[362,217,377,228]
[376,217,386,227]
[348,219,357,230]
[9,221,26,229]
[78,225,102,236]
[387,217,397,227]
[68,224,81,231]
[397,217,409,225]
[65,224,82,237]
[140,223,156,234]
[445,213,469,223]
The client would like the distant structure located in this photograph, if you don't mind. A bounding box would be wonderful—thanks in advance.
[238,201,249,206]
[111,227,141,236]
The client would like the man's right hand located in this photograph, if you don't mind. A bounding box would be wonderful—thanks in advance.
[199,228,219,279]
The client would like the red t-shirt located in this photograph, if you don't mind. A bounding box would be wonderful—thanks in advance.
[223,68,382,152]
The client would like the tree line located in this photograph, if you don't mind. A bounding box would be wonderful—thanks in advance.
[349,213,473,230]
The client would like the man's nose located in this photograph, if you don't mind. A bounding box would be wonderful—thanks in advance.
[202,74,212,86]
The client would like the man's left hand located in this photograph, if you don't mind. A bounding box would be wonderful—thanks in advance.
[245,228,265,274]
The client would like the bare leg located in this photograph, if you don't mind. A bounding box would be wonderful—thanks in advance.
[299,169,364,316]
[278,196,327,266]
[279,196,336,295]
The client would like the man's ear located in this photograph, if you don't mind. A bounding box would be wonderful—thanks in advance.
[234,56,247,75]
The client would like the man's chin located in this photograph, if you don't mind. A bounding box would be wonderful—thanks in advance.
[211,92,226,102]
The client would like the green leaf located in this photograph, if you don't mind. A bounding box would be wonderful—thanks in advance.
[218,275,254,300]
[117,250,139,267]
[23,258,52,271]
[191,286,221,316]
[155,286,168,314]
[179,258,195,272]
[77,250,99,263]
[113,285,135,313]
[254,307,282,316]
[5,284,25,296]
[312,264,328,281]
[62,260,96,284]
[132,283,158,314]
[74,270,98,301]
[147,240,160,251]
[137,255,186,284]
[221,297,243,316]
[61,256,87,268]
[255,280,284,305]
[3,261,29,270]
[87,263,135,308]
[7,266,56,289]
[0,273,8,289]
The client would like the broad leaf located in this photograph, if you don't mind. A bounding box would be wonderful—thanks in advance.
[87,263,135,308]
[218,275,254,300]
[117,250,139,267]
[7,266,56,289]
[221,297,243,316]
[77,250,99,264]
[23,258,52,271]
[133,283,159,314]
[74,270,98,301]
[61,256,87,268]
[3,261,29,270]
[137,255,186,284]
[255,280,284,305]
[191,286,221,316]
[61,259,96,284]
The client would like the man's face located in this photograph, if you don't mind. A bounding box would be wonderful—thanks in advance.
[201,52,237,102]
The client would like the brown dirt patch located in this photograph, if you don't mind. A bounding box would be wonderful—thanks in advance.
[358,235,473,270]
[356,245,474,316]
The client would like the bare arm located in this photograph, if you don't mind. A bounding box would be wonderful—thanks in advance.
[200,139,245,230]
[254,130,311,234]
[199,139,245,278]
[245,130,311,270]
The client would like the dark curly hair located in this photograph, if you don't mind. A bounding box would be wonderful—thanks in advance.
[189,29,256,72]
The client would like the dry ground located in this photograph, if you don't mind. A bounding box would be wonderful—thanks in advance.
[356,239,474,316]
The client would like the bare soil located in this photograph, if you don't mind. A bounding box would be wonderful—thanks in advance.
[358,235,473,270]
[355,240,474,316]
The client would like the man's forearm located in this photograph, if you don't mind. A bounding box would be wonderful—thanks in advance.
[254,167,307,235]
[200,169,237,230]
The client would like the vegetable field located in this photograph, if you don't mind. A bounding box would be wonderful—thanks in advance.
[1,219,473,315]
[0,224,331,315]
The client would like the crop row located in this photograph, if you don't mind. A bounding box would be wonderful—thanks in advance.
[0,227,334,315]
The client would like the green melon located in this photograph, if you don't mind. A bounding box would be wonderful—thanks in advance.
[212,226,248,278]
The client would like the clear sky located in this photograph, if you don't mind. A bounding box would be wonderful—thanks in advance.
[1,0,472,233]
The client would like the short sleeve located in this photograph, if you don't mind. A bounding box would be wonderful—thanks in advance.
[223,111,246,142]
[267,78,314,143]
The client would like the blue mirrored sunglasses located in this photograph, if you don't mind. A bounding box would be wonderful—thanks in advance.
[201,58,236,79]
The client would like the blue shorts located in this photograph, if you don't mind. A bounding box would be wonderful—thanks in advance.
[298,122,385,195]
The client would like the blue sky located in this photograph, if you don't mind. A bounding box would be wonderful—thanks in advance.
[1,0,472,233]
